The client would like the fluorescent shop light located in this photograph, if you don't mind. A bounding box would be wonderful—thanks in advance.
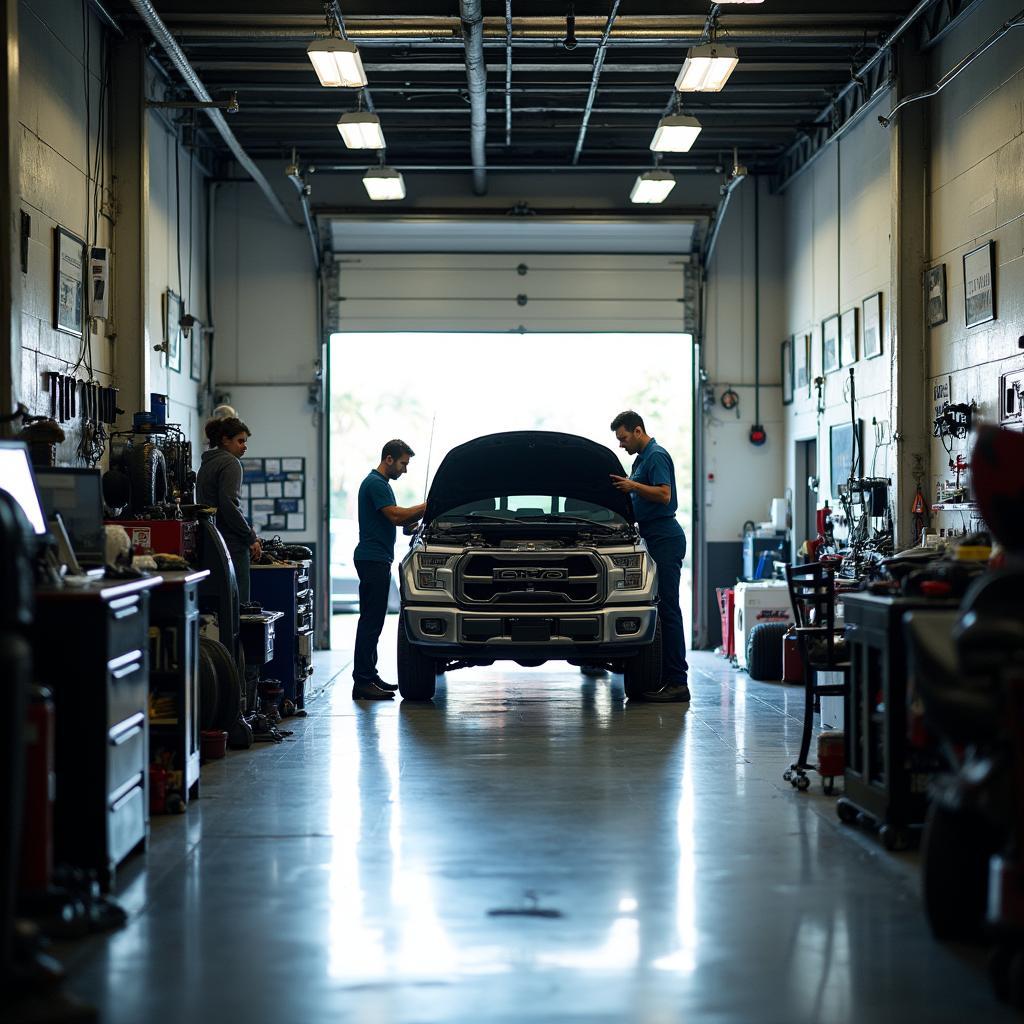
[675,44,739,92]
[337,112,385,149]
[630,169,677,204]
[362,166,406,200]
[307,38,367,88]
[650,114,702,153]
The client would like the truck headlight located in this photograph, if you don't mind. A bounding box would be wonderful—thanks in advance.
[413,553,454,592]
[610,552,646,589]
[611,554,642,569]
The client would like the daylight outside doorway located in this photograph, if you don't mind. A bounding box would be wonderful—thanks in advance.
[328,333,694,658]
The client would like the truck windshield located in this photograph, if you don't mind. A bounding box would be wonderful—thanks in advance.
[440,495,628,526]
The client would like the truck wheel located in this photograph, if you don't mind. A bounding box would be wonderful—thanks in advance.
[746,622,787,681]
[127,441,168,511]
[397,616,436,701]
[623,619,663,700]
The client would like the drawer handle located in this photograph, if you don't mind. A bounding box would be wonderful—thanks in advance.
[110,716,145,746]
[113,604,139,621]
[111,659,143,681]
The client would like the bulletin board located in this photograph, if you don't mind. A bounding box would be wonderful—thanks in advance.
[240,456,306,533]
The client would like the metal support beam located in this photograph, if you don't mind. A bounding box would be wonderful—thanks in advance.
[110,34,151,426]
[889,39,929,550]
[504,1,512,146]
[0,0,20,432]
[127,0,296,227]
[459,0,487,195]
[571,1,620,165]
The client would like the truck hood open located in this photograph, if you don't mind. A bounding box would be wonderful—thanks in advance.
[424,430,632,525]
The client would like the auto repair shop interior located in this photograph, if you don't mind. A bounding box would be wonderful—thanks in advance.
[3,0,1024,1021]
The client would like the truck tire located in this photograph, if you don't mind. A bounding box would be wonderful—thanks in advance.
[200,635,242,730]
[623,619,663,700]
[397,616,436,701]
[746,622,787,681]
[127,441,168,511]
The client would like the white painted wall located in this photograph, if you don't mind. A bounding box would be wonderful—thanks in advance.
[212,182,320,542]
[925,0,1024,519]
[702,176,787,544]
[16,0,209,466]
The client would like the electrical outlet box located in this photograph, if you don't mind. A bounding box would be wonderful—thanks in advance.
[999,368,1024,425]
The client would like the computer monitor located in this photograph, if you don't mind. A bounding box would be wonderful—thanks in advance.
[0,441,47,535]
[35,467,106,565]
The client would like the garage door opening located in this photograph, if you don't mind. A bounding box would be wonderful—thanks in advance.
[328,332,694,662]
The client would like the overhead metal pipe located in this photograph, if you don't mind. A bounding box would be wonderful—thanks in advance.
[571,0,620,165]
[879,9,1024,127]
[459,0,488,195]
[286,165,320,272]
[127,0,296,227]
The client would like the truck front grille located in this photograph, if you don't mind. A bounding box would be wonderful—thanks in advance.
[458,552,602,606]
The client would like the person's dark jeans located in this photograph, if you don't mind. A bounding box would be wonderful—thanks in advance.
[646,532,689,687]
[353,560,391,684]
[227,544,251,606]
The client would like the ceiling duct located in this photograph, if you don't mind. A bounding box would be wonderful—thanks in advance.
[126,0,295,227]
[459,0,488,195]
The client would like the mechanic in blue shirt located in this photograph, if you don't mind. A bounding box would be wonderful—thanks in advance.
[352,439,427,700]
[609,410,690,703]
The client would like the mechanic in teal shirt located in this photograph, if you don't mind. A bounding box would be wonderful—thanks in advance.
[610,410,690,704]
[352,440,426,701]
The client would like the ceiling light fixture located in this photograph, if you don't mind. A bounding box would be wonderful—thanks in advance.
[675,44,739,92]
[307,38,367,88]
[337,112,385,149]
[362,166,406,201]
[650,114,702,153]
[630,169,676,205]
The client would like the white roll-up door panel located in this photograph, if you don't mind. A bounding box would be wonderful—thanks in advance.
[333,253,691,334]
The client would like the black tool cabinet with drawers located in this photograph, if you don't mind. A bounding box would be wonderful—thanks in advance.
[33,576,160,888]
[250,561,314,709]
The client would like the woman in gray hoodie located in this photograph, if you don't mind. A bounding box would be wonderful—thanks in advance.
[196,416,262,604]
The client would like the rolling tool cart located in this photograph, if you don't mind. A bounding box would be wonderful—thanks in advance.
[148,570,209,808]
[838,591,959,849]
[250,560,314,712]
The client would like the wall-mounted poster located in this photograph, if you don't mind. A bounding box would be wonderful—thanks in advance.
[781,337,793,406]
[53,227,85,337]
[241,456,306,533]
[794,332,810,396]
[925,264,947,328]
[822,315,840,375]
[830,420,863,496]
[840,307,858,366]
[963,241,995,328]
[162,290,182,372]
[863,292,883,359]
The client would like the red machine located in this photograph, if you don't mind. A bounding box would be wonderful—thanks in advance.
[108,518,198,561]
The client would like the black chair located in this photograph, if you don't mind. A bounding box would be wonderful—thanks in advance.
[783,561,849,790]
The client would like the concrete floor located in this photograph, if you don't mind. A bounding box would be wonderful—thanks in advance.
[61,616,1009,1023]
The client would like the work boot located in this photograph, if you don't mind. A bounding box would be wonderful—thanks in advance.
[373,678,399,692]
[642,683,691,703]
[352,681,395,701]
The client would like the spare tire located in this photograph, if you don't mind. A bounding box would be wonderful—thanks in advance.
[200,635,242,731]
[198,642,220,731]
[746,621,788,681]
[127,441,168,511]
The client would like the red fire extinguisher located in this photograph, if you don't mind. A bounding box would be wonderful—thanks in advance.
[20,686,55,893]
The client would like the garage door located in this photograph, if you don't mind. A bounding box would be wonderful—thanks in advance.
[326,218,698,335]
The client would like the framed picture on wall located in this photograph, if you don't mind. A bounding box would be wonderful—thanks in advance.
[794,332,811,396]
[829,419,862,496]
[862,292,883,359]
[925,264,947,328]
[53,226,86,338]
[840,307,858,366]
[822,315,840,375]
[189,323,203,383]
[162,289,182,373]
[781,337,793,406]
[963,241,995,328]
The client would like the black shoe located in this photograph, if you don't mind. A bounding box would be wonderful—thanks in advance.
[373,679,398,692]
[642,683,691,703]
[352,681,395,701]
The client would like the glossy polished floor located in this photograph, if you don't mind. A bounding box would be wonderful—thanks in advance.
[62,618,1010,1023]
